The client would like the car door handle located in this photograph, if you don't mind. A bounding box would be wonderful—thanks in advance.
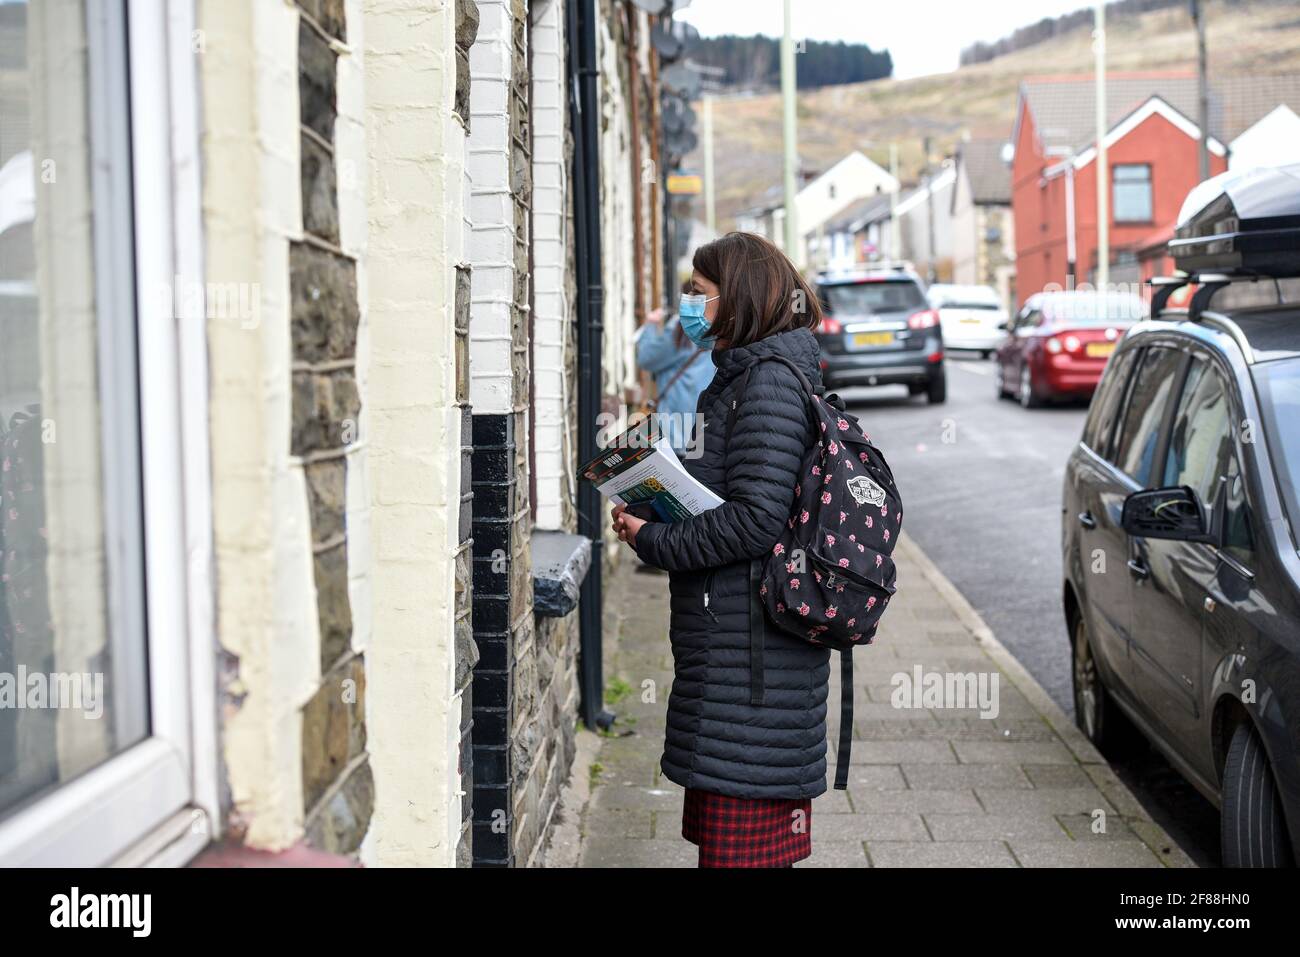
[1127,558,1150,581]
[1078,511,1097,529]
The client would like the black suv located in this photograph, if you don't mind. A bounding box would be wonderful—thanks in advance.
[1062,164,1300,866]
[813,268,946,403]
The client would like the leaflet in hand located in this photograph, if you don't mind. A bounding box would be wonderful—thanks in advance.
[581,419,723,522]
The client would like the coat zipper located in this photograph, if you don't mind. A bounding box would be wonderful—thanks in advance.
[703,570,718,622]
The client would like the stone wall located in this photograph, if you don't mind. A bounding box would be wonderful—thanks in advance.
[290,0,373,856]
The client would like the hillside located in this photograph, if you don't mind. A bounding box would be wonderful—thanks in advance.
[690,0,1300,230]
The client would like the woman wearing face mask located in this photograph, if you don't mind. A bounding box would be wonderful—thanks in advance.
[634,281,715,455]
[610,231,835,868]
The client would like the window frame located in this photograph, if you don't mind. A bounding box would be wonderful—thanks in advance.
[1082,344,1140,459]
[1111,343,1190,487]
[0,0,217,866]
[1112,162,1154,225]
[1176,349,1259,576]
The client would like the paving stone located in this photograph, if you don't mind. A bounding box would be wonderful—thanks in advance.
[815,812,930,841]
[582,808,654,840]
[1023,763,1094,788]
[826,764,909,791]
[1008,840,1163,868]
[850,788,982,814]
[974,787,1117,816]
[1056,812,1142,841]
[799,840,871,868]
[900,763,1033,790]
[924,813,1070,842]
[953,740,1078,765]
[589,783,681,813]
[848,740,957,764]
[581,835,697,868]
[868,841,1018,868]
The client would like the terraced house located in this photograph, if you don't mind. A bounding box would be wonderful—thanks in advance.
[0,0,667,868]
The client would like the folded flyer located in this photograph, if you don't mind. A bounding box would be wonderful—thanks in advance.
[581,419,723,522]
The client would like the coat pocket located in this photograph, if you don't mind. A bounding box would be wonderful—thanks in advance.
[702,569,718,623]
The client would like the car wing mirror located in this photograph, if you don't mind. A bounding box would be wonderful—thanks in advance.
[1120,485,1217,543]
[997,321,1009,331]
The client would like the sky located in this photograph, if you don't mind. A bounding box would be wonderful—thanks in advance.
[674,0,1102,80]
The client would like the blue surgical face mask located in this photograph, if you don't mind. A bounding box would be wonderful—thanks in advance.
[679,293,720,347]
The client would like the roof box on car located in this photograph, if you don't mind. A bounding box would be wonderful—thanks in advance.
[1169,163,1300,277]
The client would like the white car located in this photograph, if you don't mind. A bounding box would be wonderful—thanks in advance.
[927,283,1008,357]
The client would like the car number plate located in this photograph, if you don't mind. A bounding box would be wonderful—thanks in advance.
[853,331,894,347]
[1085,342,1115,358]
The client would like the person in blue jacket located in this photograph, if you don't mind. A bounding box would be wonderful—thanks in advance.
[636,284,715,457]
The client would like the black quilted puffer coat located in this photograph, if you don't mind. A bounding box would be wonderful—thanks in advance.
[632,326,832,799]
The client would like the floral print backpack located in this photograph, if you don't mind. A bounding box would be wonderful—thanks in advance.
[726,354,902,788]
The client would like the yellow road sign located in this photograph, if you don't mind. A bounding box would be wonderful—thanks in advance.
[667,174,703,195]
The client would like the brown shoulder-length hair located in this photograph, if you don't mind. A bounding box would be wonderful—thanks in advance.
[691,231,822,348]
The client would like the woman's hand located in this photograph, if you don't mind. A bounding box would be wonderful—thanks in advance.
[611,503,647,546]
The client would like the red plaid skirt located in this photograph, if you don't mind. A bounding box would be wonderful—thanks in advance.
[681,787,812,868]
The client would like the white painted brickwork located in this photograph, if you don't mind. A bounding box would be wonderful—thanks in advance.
[467,0,516,415]
[530,0,572,530]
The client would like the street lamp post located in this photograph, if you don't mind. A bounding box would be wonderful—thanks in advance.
[1191,0,1211,182]
[781,0,798,260]
[1094,1,1109,292]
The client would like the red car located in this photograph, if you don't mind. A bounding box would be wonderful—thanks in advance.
[995,291,1146,407]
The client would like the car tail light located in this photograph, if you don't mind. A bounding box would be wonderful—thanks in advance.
[907,309,939,330]
[1045,336,1062,354]
[1063,335,1081,353]
[818,316,843,335]
[927,349,943,363]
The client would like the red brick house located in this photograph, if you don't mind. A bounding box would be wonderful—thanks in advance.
[1011,73,1228,307]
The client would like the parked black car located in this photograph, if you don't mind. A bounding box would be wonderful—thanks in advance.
[812,267,946,403]
[1062,164,1300,866]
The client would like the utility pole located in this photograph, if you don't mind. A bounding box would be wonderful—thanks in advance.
[781,0,799,261]
[1094,1,1109,293]
[889,141,900,261]
[923,136,937,283]
[702,94,716,235]
[1191,0,1210,181]
[1065,162,1077,291]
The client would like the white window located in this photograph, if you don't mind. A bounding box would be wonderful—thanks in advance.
[1113,163,1153,224]
[0,0,215,866]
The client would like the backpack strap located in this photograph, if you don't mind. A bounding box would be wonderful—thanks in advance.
[646,346,707,412]
[722,352,856,787]
[725,355,813,711]
[834,650,853,789]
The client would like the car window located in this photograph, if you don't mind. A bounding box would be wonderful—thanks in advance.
[1254,357,1300,549]
[1113,346,1185,486]
[1161,358,1232,504]
[1082,348,1138,457]
[821,281,926,316]
[1222,455,1255,566]
[1016,309,1043,332]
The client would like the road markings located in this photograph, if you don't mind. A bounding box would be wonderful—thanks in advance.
[950,362,993,377]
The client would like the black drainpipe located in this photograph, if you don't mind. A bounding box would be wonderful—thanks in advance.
[568,0,614,732]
